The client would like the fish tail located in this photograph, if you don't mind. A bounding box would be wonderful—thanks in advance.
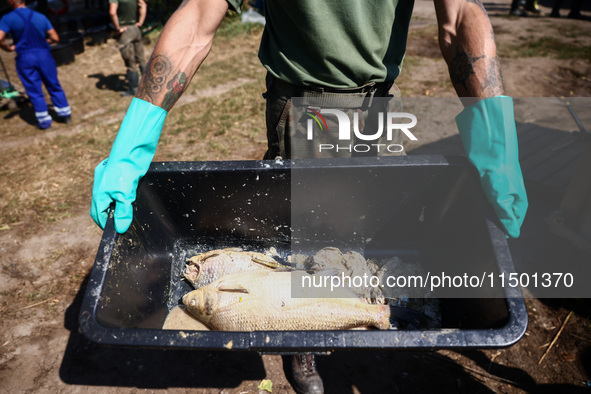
[376,305,392,330]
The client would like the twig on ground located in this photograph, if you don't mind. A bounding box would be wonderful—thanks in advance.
[569,333,591,343]
[537,342,551,349]
[19,298,59,311]
[538,310,574,365]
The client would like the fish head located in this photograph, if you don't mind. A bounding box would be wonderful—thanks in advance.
[185,255,210,285]
[182,288,218,324]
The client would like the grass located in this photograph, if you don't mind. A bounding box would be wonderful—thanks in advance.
[499,37,591,60]
[216,12,265,39]
[0,126,107,226]
[558,23,590,39]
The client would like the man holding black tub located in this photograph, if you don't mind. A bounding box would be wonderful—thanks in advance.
[90,1,528,393]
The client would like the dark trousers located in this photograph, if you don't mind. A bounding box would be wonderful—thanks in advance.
[262,75,403,160]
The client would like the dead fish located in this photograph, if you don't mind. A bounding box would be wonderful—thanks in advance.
[182,270,391,331]
[183,247,289,289]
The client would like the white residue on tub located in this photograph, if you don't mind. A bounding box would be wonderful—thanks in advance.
[91,287,101,298]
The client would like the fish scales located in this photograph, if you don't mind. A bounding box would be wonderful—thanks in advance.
[183,248,288,289]
[182,270,391,331]
[210,300,390,331]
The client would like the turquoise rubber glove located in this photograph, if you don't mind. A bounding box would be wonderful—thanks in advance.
[456,96,528,238]
[90,98,167,233]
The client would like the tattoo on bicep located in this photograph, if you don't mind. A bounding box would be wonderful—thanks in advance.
[162,72,188,111]
[136,54,172,103]
[450,48,486,91]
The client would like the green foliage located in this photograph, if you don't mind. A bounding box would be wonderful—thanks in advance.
[216,11,264,39]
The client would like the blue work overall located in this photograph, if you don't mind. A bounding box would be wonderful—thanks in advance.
[14,9,70,129]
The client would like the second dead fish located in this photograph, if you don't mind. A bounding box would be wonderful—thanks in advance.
[182,270,391,331]
[183,248,289,289]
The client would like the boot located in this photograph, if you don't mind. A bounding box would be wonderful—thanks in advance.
[121,70,139,97]
[525,0,540,13]
[291,354,324,394]
[509,0,528,16]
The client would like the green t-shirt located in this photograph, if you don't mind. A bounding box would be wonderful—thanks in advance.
[230,0,414,88]
[110,0,139,26]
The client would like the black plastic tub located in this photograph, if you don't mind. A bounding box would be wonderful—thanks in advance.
[60,31,84,54]
[85,25,111,45]
[50,42,75,66]
[80,155,527,352]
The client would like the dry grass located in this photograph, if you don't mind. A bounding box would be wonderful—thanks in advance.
[499,36,591,60]
[0,16,267,233]
[0,124,112,228]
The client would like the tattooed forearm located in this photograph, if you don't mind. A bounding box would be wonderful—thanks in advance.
[482,56,505,96]
[162,72,188,111]
[136,54,173,104]
[450,48,486,92]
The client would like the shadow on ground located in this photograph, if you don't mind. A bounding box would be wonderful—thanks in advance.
[87,73,127,93]
[2,100,36,127]
[312,349,591,393]
[3,100,77,127]
[59,275,268,389]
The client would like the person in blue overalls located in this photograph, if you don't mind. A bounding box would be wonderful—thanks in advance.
[0,0,71,129]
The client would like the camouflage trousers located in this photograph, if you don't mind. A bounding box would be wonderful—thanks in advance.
[116,24,145,74]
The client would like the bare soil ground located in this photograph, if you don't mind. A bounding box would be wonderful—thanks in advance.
[1,0,591,393]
